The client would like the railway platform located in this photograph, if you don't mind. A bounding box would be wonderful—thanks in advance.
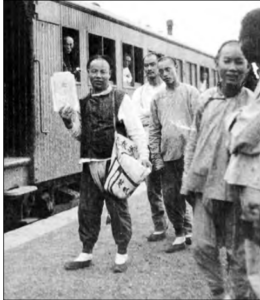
[4,183,210,300]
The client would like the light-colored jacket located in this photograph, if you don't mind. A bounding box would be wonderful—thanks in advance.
[149,82,200,169]
[224,81,260,190]
[182,86,254,201]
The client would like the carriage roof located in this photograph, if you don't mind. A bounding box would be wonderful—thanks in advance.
[62,0,214,59]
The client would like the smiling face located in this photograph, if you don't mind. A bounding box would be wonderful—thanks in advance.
[216,42,249,88]
[158,58,178,86]
[144,54,159,80]
[88,58,111,92]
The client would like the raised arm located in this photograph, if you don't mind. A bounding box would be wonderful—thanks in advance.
[59,105,81,142]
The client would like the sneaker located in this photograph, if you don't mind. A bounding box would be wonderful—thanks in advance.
[64,253,93,271]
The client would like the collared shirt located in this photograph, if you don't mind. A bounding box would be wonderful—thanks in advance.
[224,80,260,190]
[182,86,254,201]
[68,85,149,163]
[132,81,166,141]
[149,82,200,166]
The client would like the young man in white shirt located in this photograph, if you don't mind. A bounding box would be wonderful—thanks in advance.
[132,52,168,242]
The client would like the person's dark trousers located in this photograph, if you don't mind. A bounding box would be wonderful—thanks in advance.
[145,169,167,232]
[161,157,187,237]
[78,163,132,255]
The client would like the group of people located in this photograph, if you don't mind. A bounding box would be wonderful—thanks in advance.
[59,8,260,300]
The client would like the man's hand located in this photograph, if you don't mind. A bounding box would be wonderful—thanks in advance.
[59,105,74,121]
[59,105,74,129]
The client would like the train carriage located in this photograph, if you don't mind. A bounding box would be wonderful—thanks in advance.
[4,0,217,224]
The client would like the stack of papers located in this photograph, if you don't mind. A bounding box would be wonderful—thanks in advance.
[50,72,79,112]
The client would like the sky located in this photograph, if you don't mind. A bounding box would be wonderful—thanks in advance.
[77,1,260,56]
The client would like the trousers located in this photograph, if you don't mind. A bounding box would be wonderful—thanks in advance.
[193,193,252,299]
[78,163,132,254]
[161,158,192,237]
[239,187,260,299]
[145,169,167,232]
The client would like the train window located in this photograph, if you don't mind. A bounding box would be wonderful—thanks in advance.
[62,27,81,82]
[89,33,116,84]
[199,66,209,92]
[122,43,144,87]
[187,62,198,87]
[134,47,143,85]
[175,59,183,82]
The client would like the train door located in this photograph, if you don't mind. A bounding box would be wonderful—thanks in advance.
[33,19,81,184]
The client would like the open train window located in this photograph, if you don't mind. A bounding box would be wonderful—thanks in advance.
[187,62,198,87]
[88,33,116,84]
[122,43,143,87]
[199,66,209,92]
[62,27,81,82]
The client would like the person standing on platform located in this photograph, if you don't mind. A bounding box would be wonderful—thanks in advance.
[59,55,150,273]
[132,52,168,241]
[224,8,260,299]
[149,56,199,253]
[182,40,254,299]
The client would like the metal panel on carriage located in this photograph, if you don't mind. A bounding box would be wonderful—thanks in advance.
[34,1,60,25]
[33,19,81,184]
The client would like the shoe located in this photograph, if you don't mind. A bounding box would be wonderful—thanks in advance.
[147,231,166,242]
[64,259,92,271]
[113,262,128,273]
[165,243,186,253]
[165,236,186,253]
[113,253,128,273]
[185,236,192,246]
[64,253,92,271]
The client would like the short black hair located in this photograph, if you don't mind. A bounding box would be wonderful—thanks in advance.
[215,40,240,63]
[87,54,113,70]
[143,51,164,62]
[158,56,177,68]
[240,8,260,63]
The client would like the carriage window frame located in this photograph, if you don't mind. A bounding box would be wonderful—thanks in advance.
[187,62,198,87]
[175,59,184,82]
[88,33,117,85]
[200,66,210,89]
[122,43,144,87]
[62,27,81,83]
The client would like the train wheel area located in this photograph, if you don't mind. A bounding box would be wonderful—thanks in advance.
[4,183,212,299]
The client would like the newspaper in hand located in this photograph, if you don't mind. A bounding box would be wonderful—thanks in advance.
[50,72,80,112]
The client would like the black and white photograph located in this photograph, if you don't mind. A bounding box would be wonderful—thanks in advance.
[3,1,260,299]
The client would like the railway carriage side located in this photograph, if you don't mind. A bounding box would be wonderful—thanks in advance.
[4,0,217,229]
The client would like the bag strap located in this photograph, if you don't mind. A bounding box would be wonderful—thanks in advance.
[111,88,117,131]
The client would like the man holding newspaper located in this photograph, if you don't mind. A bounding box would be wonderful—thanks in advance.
[57,55,150,273]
